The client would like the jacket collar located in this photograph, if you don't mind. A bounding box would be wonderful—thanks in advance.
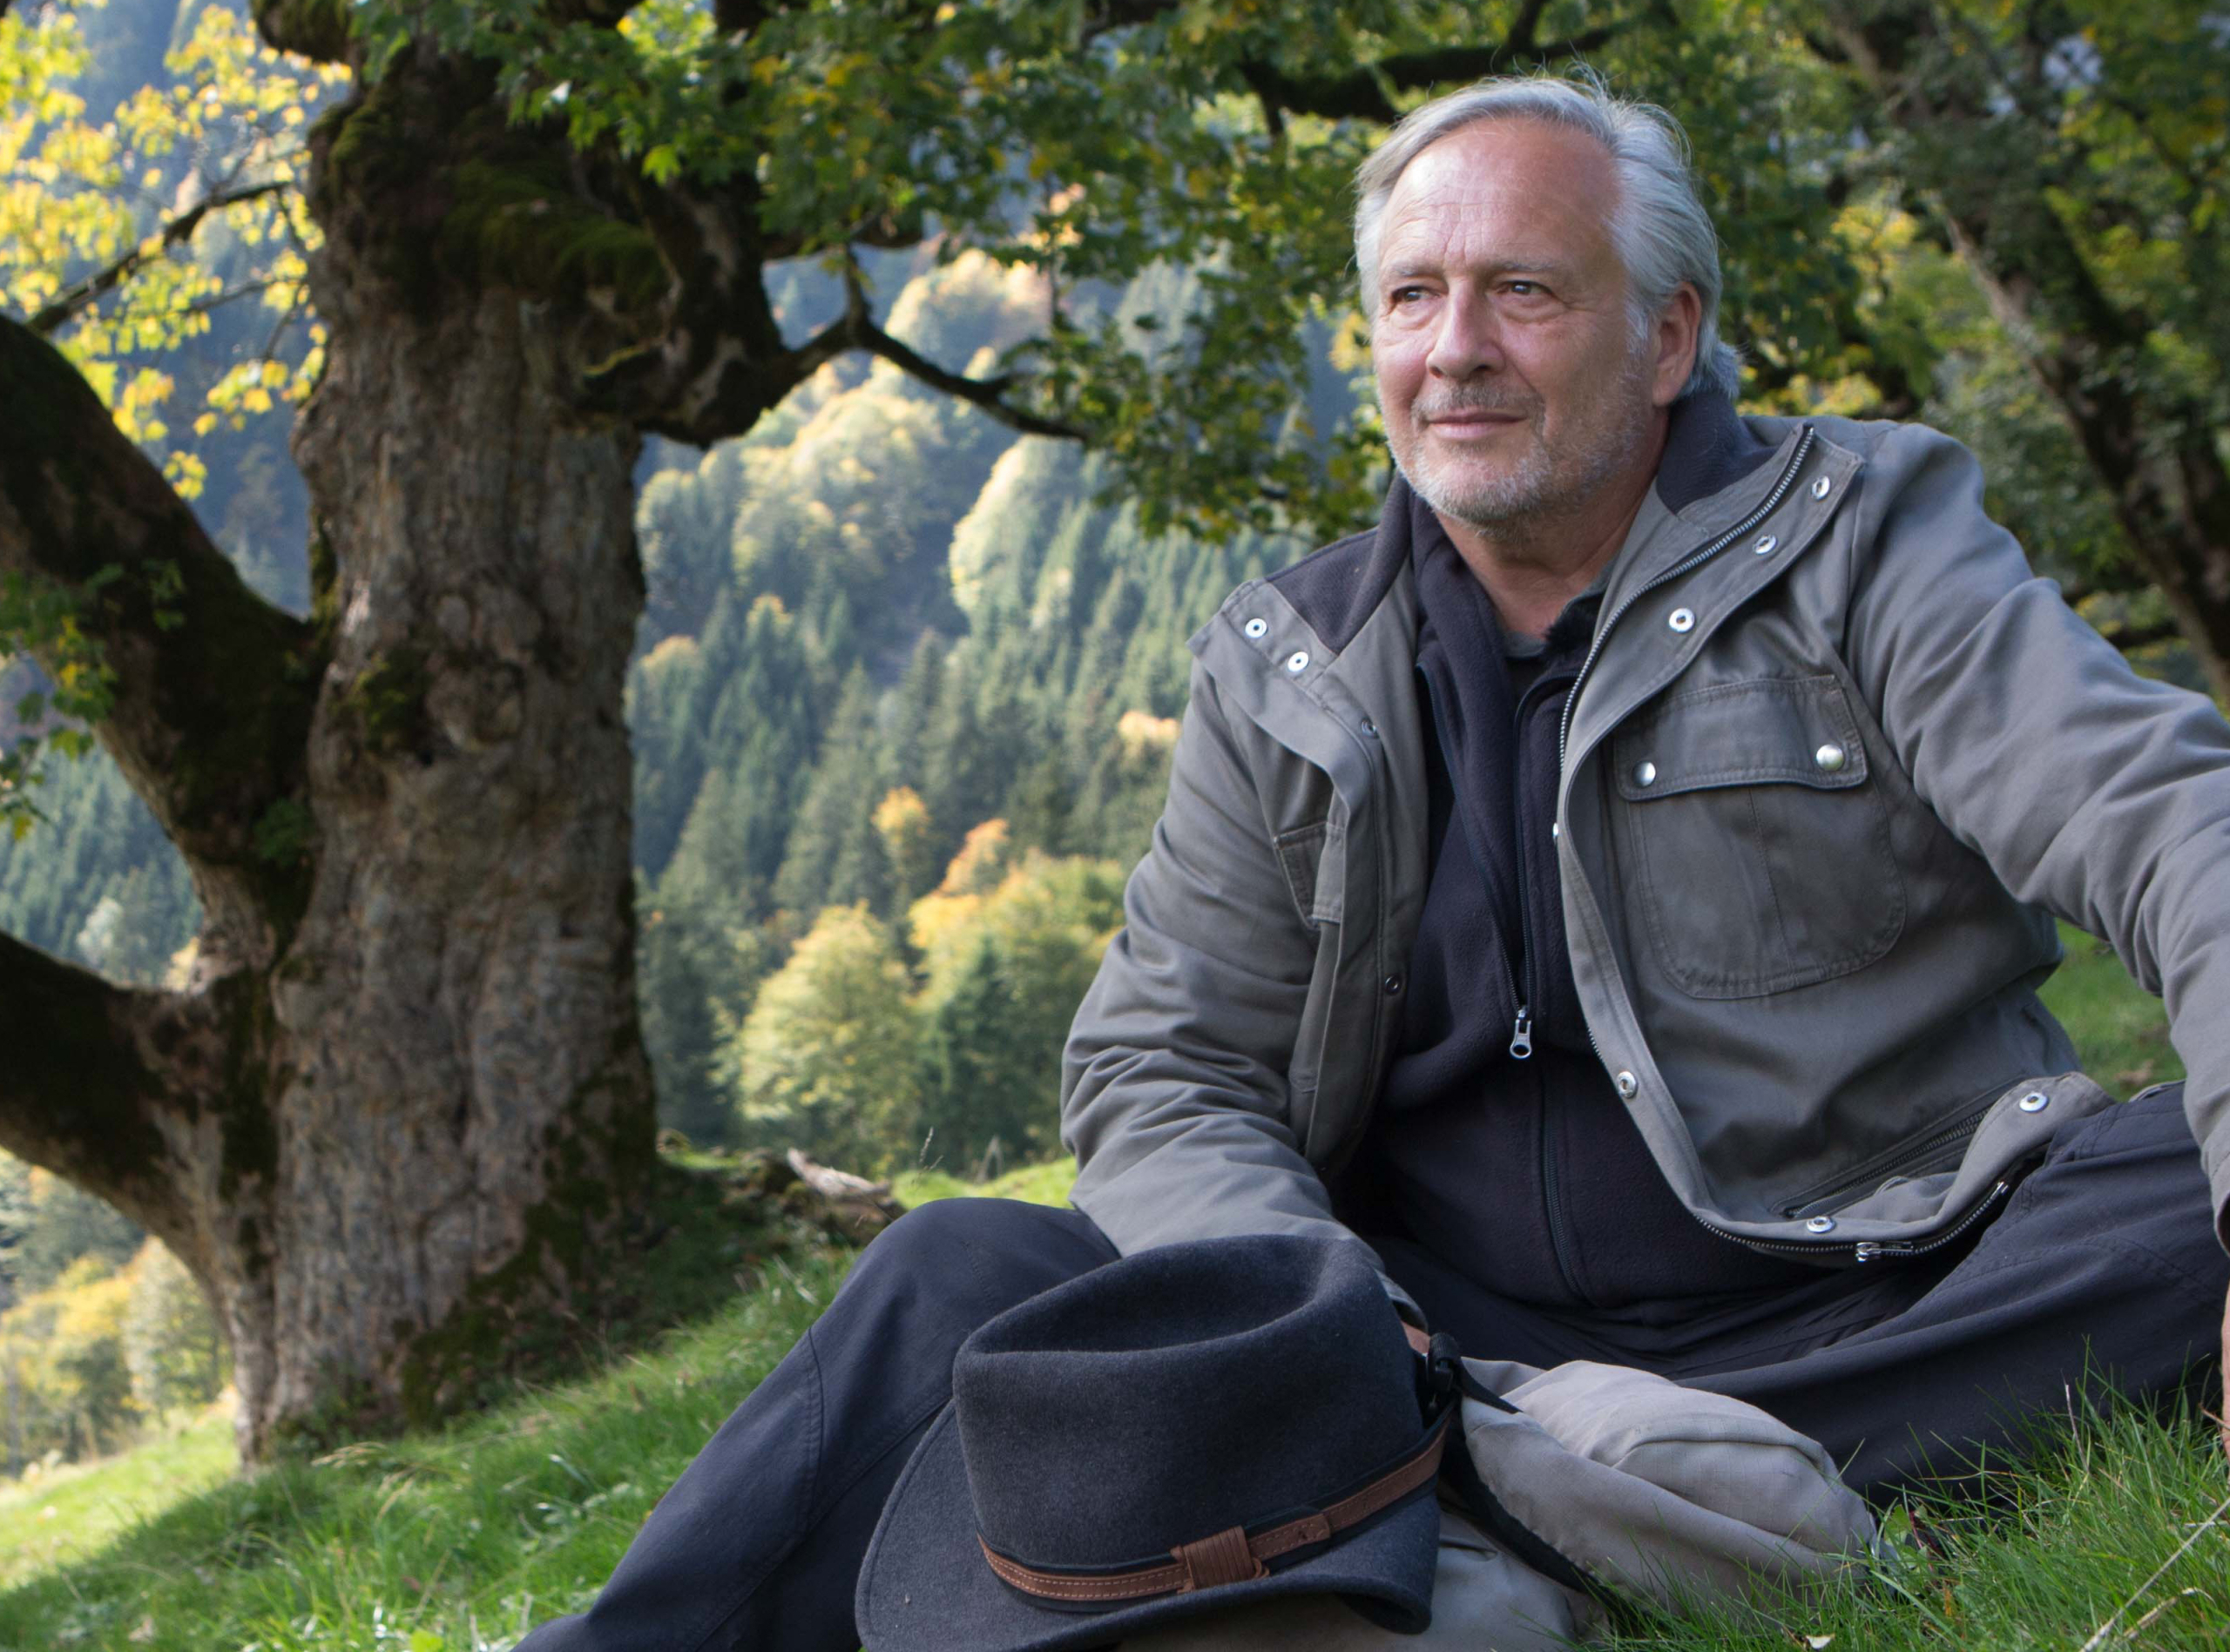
[1264,391,1776,655]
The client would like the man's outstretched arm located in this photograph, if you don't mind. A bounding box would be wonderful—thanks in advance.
[1841,422,2230,1460]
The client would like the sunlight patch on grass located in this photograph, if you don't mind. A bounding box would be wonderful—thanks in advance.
[0,1405,235,1591]
[892,1156,1077,1210]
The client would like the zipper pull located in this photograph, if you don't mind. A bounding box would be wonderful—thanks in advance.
[1855,1241,1916,1264]
[1509,1008,1532,1061]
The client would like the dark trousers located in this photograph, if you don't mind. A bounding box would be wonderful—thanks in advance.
[514,1087,2227,1652]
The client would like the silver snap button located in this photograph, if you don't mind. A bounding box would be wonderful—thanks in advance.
[1242,617,1267,639]
[1550,821,1561,839]
[1814,743,1847,772]
[1360,717,1378,738]
[1633,760,1659,787]
[1811,475,1833,499]
[1613,1070,1639,1098]
[1753,534,1779,556]
[2017,1089,2049,1113]
[1284,650,1309,674]
[1805,1216,1837,1234]
[1383,974,1404,995]
[1667,608,1695,634]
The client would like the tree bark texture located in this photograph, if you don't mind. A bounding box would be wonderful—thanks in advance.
[253,289,653,1452]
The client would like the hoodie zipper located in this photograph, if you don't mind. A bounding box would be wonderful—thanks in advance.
[1415,671,1530,1061]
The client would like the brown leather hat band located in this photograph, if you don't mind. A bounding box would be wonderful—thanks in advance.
[977,1408,1453,1604]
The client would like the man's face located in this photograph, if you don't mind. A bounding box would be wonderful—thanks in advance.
[1368,118,1675,535]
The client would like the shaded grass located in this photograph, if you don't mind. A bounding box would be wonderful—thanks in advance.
[2041,921,2186,1094]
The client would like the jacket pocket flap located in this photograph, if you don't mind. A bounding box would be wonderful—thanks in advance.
[1615,675,1868,801]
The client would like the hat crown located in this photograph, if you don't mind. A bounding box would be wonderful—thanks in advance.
[953,1236,1422,1570]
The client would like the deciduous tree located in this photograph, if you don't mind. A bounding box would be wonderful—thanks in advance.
[1,0,1871,1457]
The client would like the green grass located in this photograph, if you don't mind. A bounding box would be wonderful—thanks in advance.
[0,934,2212,1649]
[1595,1402,2230,1650]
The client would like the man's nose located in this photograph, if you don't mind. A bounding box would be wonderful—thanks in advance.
[1426,289,1506,381]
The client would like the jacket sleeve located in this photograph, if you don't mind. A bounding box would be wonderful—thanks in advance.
[1841,421,2230,1251]
[1060,657,1420,1313]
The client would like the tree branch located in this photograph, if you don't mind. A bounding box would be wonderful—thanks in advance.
[30,180,291,338]
[0,317,320,893]
[790,265,1088,442]
[0,933,186,1245]
[1240,27,1625,124]
[1505,0,1554,56]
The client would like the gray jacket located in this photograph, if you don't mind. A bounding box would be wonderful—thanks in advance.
[1060,398,2230,1290]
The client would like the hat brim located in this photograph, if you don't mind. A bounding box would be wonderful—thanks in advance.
[856,1404,1443,1652]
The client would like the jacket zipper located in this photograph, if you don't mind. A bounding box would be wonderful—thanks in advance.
[1543,424,1894,1272]
[1851,1181,2016,1261]
[1775,1090,2001,1217]
[1689,1177,2014,1265]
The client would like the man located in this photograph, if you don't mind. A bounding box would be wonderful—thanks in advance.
[517,74,2230,1652]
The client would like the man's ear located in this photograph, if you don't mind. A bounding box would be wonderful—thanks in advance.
[1652,285,1704,407]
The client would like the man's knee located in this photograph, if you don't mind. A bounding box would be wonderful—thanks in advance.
[839,1197,1116,1322]
[2010,1082,2227,1299]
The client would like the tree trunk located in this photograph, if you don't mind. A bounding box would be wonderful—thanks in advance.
[1,5,993,1454]
[0,42,670,1456]
[232,287,654,1454]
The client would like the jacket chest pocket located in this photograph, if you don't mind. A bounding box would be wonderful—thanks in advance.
[1611,675,1904,999]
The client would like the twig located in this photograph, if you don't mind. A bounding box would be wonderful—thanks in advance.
[789,256,1087,441]
[2075,1487,2230,1651]
[30,179,289,336]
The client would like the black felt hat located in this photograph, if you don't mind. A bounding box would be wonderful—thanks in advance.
[855,1232,1454,1651]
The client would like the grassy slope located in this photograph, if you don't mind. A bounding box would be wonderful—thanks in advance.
[0,932,2219,1649]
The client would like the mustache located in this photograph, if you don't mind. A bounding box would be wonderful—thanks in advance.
[1414,394,1538,421]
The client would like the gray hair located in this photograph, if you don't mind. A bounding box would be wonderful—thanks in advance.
[1353,72,1742,401]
